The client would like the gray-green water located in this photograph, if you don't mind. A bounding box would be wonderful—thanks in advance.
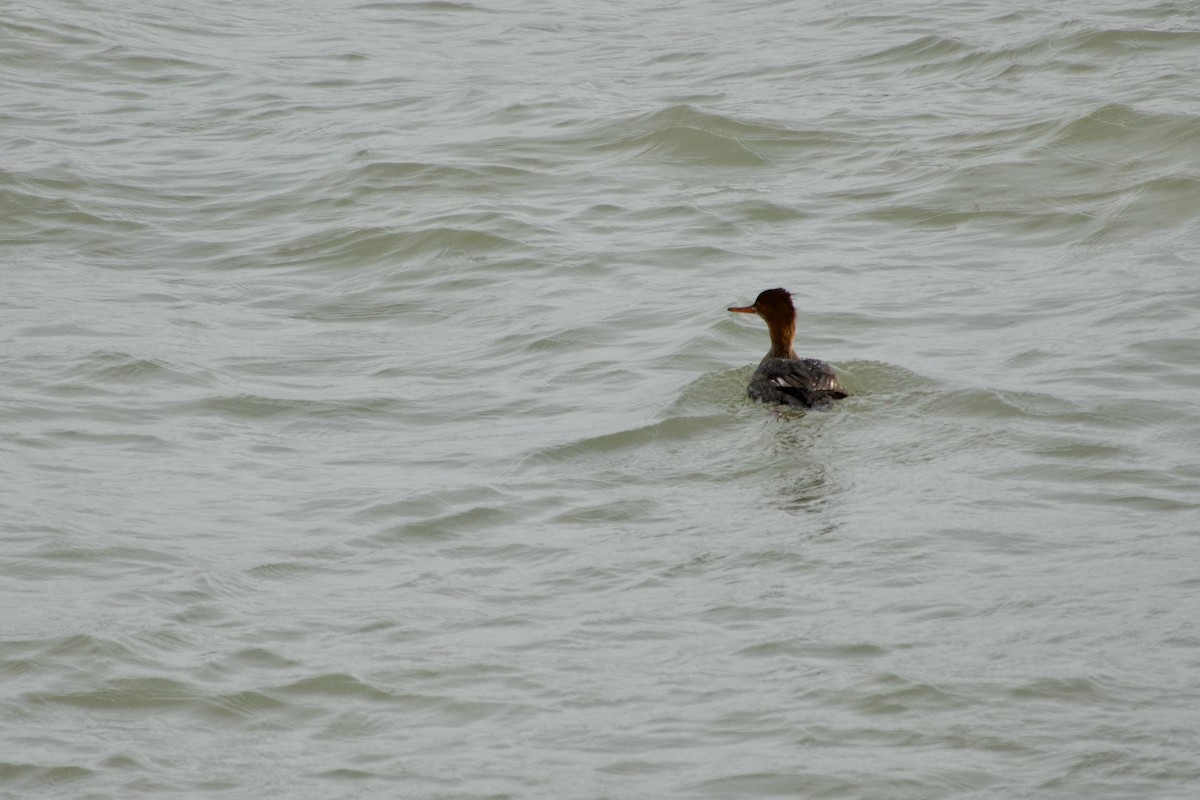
[4,1,1200,797]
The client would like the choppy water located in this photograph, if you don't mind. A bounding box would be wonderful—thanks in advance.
[4,0,1200,797]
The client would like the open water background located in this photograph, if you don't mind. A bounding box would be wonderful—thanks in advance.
[4,0,1200,797]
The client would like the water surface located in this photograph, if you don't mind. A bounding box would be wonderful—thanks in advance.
[3,0,1200,797]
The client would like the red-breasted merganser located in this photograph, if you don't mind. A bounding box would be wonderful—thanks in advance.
[728,288,847,408]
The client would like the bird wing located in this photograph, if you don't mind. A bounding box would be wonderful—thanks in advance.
[749,358,848,408]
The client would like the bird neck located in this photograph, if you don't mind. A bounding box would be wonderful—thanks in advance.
[767,320,797,359]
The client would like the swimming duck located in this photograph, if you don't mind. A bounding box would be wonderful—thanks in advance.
[728,287,847,408]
